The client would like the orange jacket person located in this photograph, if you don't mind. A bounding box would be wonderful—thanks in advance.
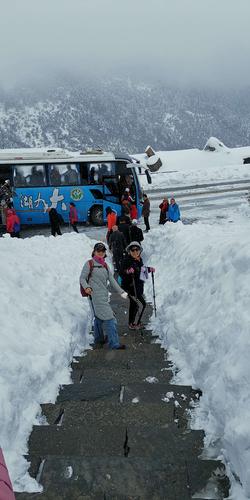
[106,206,117,243]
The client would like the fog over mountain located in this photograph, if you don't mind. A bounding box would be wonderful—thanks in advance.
[0,77,250,153]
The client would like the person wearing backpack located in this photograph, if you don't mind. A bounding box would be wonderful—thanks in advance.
[79,242,128,349]
[6,208,21,238]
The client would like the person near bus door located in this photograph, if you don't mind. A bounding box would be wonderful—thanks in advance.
[6,208,21,238]
[69,202,79,233]
[141,193,150,232]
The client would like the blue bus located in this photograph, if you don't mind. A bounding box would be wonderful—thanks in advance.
[0,148,153,226]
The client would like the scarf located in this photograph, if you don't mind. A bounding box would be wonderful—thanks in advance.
[93,255,107,267]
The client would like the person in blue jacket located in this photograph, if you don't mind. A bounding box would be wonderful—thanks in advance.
[168,197,180,222]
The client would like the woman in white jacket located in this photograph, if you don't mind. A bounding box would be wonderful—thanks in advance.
[80,242,127,349]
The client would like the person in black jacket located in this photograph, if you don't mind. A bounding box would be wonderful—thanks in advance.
[129,219,144,244]
[120,241,155,329]
[118,216,131,246]
[109,225,127,273]
[47,207,63,236]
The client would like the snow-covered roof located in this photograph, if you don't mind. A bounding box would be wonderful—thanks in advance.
[203,136,230,152]
[0,147,116,164]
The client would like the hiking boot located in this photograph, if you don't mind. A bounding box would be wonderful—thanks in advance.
[115,344,126,350]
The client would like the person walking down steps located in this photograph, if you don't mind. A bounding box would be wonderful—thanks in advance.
[79,242,128,349]
[120,241,155,330]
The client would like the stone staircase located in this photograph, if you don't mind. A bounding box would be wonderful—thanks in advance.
[16,295,229,499]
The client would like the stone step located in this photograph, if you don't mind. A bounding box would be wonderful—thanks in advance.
[55,380,196,408]
[73,345,167,370]
[41,401,176,427]
[16,456,228,500]
[56,380,120,403]
[70,365,173,385]
[28,424,204,459]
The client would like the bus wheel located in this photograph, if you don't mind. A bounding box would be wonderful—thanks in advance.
[90,206,104,226]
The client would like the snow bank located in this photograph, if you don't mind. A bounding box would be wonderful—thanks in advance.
[0,233,94,491]
[143,220,250,498]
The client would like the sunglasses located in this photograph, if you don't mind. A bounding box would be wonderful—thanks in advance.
[95,247,106,252]
[130,247,140,252]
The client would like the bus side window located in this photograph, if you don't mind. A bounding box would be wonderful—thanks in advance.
[49,165,62,186]
[62,164,80,185]
[13,167,27,187]
[88,163,101,184]
[28,165,46,186]
[79,163,88,185]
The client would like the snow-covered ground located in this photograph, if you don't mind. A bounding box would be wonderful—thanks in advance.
[1,140,250,498]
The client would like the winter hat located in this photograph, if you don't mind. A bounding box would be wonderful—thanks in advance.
[126,241,143,253]
[132,219,137,225]
[93,242,107,252]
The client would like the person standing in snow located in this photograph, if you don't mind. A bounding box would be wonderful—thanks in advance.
[129,219,144,244]
[120,241,155,329]
[47,207,63,236]
[130,202,138,221]
[79,242,128,349]
[118,216,131,246]
[141,193,150,232]
[159,197,169,224]
[6,207,21,238]
[106,206,117,244]
[168,197,181,222]
[109,225,127,273]
[69,202,79,233]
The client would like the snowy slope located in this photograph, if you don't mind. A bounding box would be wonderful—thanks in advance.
[138,140,250,189]
[142,210,250,499]
[0,233,94,491]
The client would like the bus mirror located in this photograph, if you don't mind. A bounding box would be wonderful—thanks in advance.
[145,170,152,184]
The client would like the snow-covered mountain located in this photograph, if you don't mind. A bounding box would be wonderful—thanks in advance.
[1,78,250,152]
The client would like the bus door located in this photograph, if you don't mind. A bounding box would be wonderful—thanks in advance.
[102,176,121,221]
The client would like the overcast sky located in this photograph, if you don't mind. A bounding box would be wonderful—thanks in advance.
[0,0,250,88]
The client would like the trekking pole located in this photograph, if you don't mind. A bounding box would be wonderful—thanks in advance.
[151,271,157,317]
